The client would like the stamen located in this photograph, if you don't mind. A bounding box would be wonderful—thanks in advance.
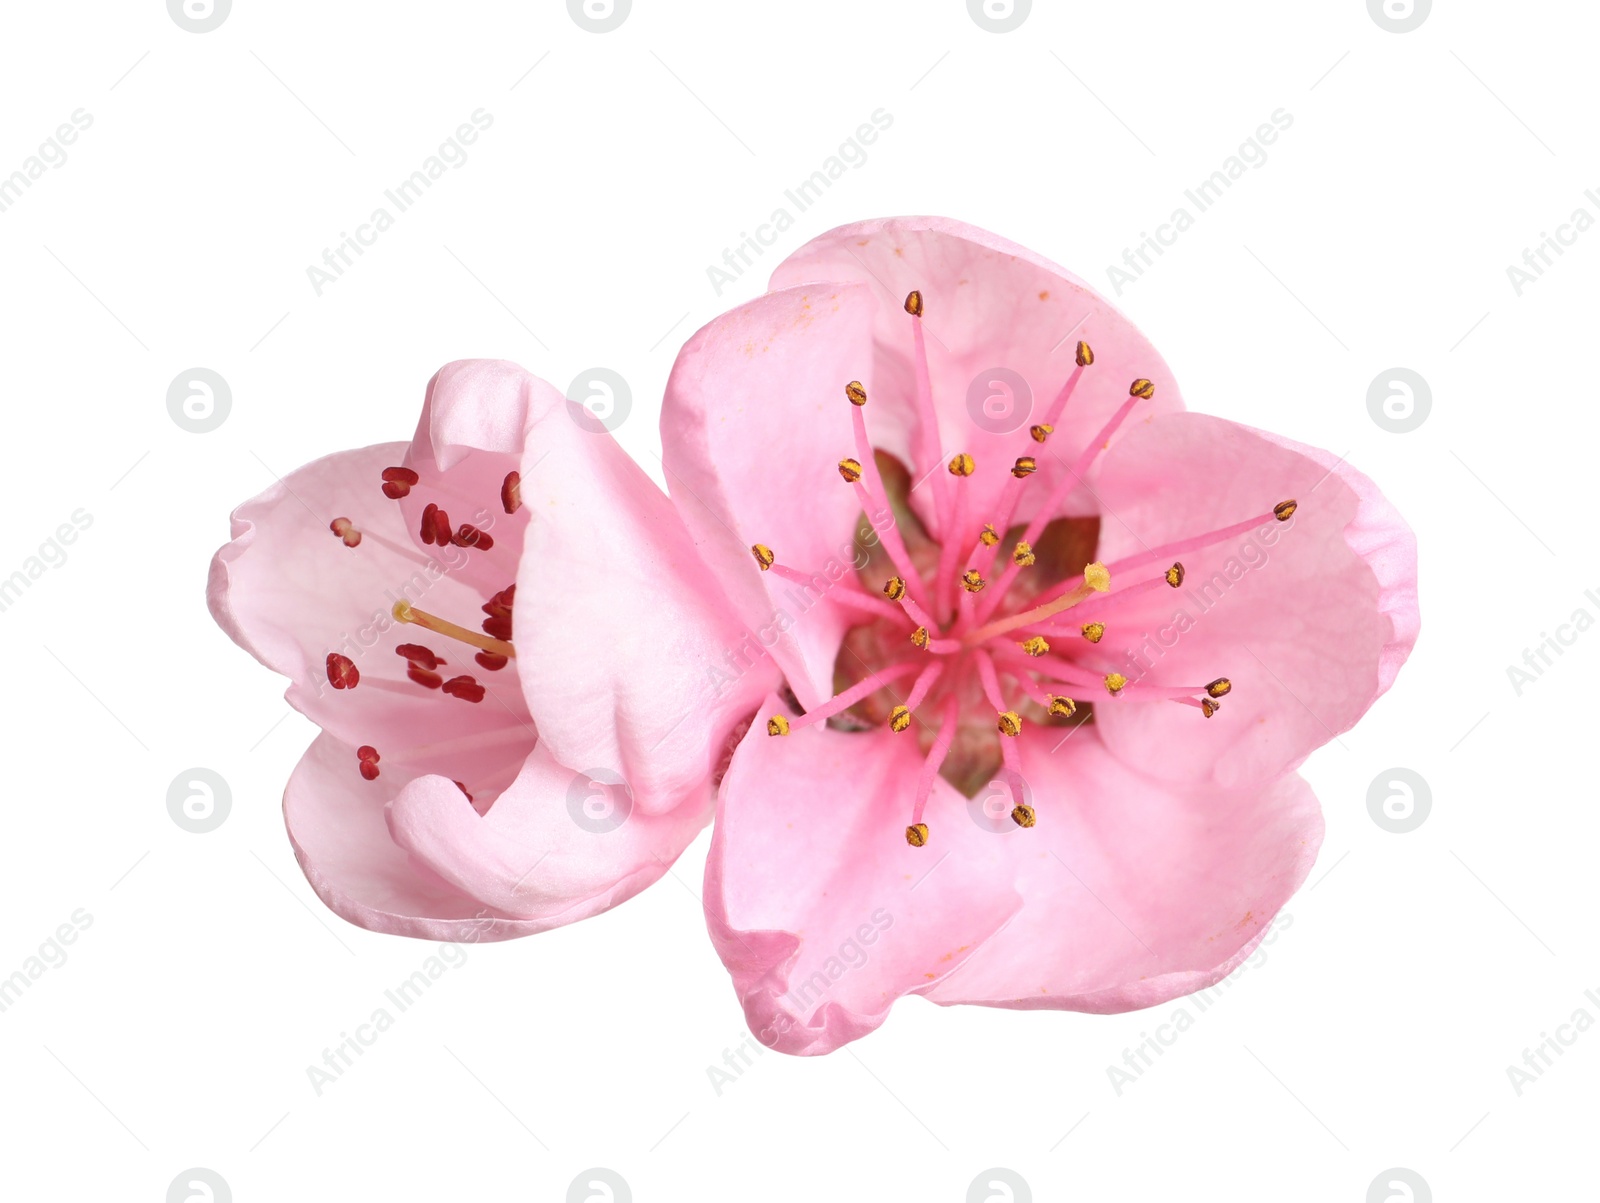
[884,576,906,600]
[1049,695,1077,718]
[1019,636,1049,657]
[451,524,493,551]
[904,291,951,536]
[904,662,946,712]
[1011,803,1036,828]
[961,569,987,593]
[1165,562,1185,587]
[909,697,961,833]
[392,601,516,659]
[769,564,904,620]
[394,643,446,670]
[381,466,419,499]
[1011,456,1037,479]
[979,525,999,547]
[751,543,775,571]
[911,626,930,650]
[974,651,1020,736]
[838,457,863,484]
[889,705,911,732]
[767,715,791,736]
[936,454,974,619]
[329,517,362,548]
[786,661,921,732]
[475,652,509,672]
[1105,505,1299,577]
[1206,678,1232,698]
[997,711,1023,737]
[1029,424,1053,443]
[441,675,486,703]
[905,822,930,847]
[501,471,522,514]
[357,745,380,780]
[1012,541,1035,568]
[962,563,1110,646]
[1105,673,1128,696]
[1081,622,1105,643]
[846,380,868,407]
[326,653,360,690]
[847,400,931,607]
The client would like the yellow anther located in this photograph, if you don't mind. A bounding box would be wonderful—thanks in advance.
[948,452,975,477]
[751,543,775,571]
[1206,678,1232,699]
[1081,621,1105,644]
[1011,804,1036,828]
[1104,673,1128,696]
[766,715,791,736]
[911,626,930,650]
[838,457,863,484]
[1166,562,1185,588]
[1030,423,1053,443]
[1011,456,1038,478]
[1012,541,1036,568]
[1076,340,1094,367]
[1048,695,1077,718]
[961,569,987,593]
[904,290,924,317]
[1201,698,1221,718]
[979,524,999,547]
[845,380,868,407]
[889,705,912,733]
[884,576,907,601]
[1083,562,1111,592]
[997,711,1023,737]
[905,822,929,847]
[1274,499,1298,521]
[1019,636,1049,657]
[1130,378,1155,399]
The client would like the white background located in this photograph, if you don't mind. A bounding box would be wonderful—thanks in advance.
[0,1,1592,1200]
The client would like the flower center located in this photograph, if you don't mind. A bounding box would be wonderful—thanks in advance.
[756,289,1294,846]
[319,465,528,804]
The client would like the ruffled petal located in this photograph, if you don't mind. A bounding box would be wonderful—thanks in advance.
[921,733,1323,1011]
[387,740,712,926]
[284,732,554,940]
[703,697,1022,1055]
[1088,412,1419,788]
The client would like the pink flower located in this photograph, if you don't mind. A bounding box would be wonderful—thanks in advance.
[208,360,776,939]
[661,217,1419,1053]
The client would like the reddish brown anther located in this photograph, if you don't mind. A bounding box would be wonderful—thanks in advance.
[381,466,419,498]
[501,471,522,514]
[452,524,494,551]
[420,503,439,545]
[481,585,516,641]
[455,780,475,804]
[442,675,486,703]
[430,506,452,546]
[356,744,381,781]
[475,651,509,671]
[406,665,443,690]
[394,643,446,670]
[329,517,362,548]
[326,652,360,690]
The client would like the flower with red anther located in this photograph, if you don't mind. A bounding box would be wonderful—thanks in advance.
[209,359,771,943]
[660,216,1417,1056]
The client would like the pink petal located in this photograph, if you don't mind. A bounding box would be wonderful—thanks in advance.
[767,216,1186,534]
[387,740,711,924]
[704,698,1023,1055]
[284,732,554,940]
[921,733,1323,1011]
[662,285,879,708]
[512,357,780,815]
[1089,412,1420,788]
